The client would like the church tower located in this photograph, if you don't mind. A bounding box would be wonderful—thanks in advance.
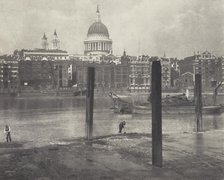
[52,30,60,50]
[41,33,48,50]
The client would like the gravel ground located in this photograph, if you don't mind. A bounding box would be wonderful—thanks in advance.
[0,131,223,180]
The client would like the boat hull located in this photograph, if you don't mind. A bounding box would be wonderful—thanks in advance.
[115,105,224,115]
[109,92,224,115]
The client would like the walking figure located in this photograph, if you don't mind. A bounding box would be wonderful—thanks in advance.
[119,121,126,133]
[4,125,12,142]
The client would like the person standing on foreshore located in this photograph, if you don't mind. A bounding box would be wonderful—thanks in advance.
[4,125,12,142]
[119,121,126,133]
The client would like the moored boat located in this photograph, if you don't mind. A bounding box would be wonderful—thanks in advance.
[109,92,224,115]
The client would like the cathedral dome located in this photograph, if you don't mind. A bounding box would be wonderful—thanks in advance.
[84,5,112,56]
[87,21,109,37]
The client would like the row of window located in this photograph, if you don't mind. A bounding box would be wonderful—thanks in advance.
[0,62,18,65]
[24,56,69,61]
[0,65,18,68]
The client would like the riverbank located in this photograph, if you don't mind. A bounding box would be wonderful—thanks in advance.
[1,90,224,97]
[0,131,223,180]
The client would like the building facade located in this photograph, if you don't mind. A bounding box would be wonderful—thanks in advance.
[129,55,151,92]
[160,57,171,89]
[194,51,223,90]
[0,55,19,94]
[178,55,194,75]
[170,58,180,87]
[13,31,72,92]
[128,56,171,92]
[16,48,70,90]
[174,72,194,90]
[73,56,129,92]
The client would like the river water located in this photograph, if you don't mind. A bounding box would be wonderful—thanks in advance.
[0,95,223,148]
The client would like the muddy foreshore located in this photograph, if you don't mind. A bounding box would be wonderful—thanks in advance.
[0,131,223,180]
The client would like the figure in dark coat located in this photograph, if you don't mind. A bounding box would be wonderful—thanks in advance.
[119,121,126,133]
[4,125,12,142]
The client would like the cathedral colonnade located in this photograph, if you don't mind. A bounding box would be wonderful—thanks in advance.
[84,42,112,51]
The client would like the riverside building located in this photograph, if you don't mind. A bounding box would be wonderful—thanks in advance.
[194,51,223,91]
[15,31,72,91]
[0,55,19,94]
[129,55,171,92]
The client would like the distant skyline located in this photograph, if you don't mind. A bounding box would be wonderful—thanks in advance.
[0,0,224,58]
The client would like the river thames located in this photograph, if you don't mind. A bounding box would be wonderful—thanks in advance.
[0,95,223,148]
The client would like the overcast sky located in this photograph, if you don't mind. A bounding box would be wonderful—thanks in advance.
[0,0,224,58]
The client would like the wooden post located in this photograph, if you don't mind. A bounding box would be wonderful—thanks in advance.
[195,74,203,132]
[213,81,223,105]
[86,67,95,139]
[151,61,162,167]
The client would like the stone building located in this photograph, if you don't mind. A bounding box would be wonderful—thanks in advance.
[174,72,194,91]
[128,56,171,92]
[160,57,171,89]
[170,58,180,87]
[129,55,151,92]
[18,59,54,90]
[14,31,71,91]
[194,51,223,90]
[0,55,19,94]
[178,55,194,75]
[73,55,129,92]
[54,60,73,88]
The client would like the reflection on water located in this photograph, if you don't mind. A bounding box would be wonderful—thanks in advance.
[194,133,204,155]
[0,96,223,148]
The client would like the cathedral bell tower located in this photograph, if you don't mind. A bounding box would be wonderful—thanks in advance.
[41,33,49,50]
[52,30,60,50]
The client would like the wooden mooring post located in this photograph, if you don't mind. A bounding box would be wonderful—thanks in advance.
[86,67,95,139]
[195,74,203,132]
[151,61,162,167]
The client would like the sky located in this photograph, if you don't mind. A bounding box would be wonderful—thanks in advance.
[0,0,224,58]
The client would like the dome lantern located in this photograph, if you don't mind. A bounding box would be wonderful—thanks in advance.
[96,4,101,22]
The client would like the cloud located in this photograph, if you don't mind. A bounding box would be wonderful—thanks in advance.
[0,0,223,58]
[151,0,224,57]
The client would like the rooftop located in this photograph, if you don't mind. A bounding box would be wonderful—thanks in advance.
[23,49,68,53]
